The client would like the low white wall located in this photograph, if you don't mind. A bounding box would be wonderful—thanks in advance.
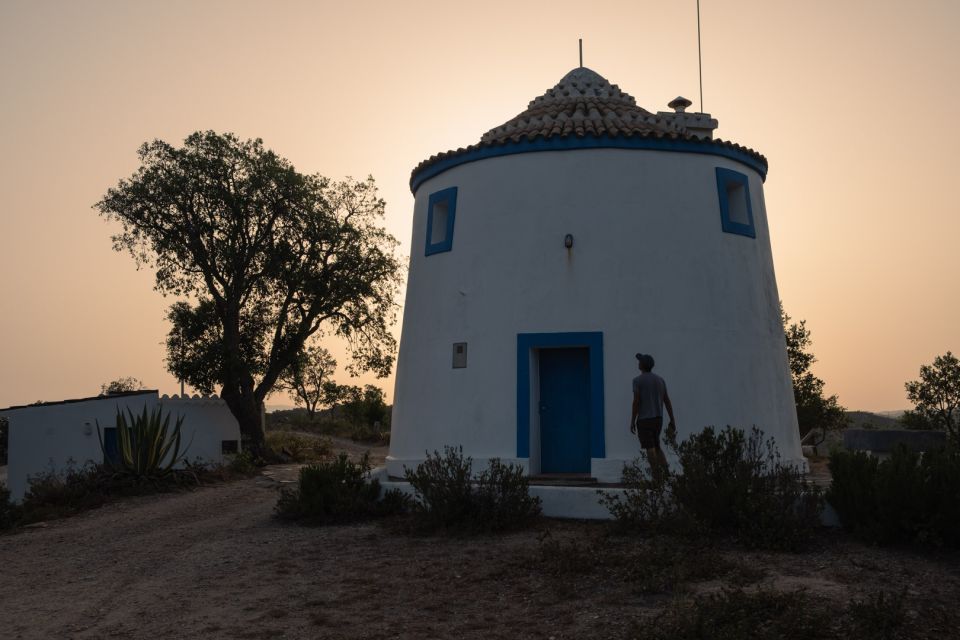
[373,468,623,520]
[0,392,241,502]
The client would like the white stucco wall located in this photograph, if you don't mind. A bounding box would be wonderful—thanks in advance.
[388,147,800,483]
[0,392,241,502]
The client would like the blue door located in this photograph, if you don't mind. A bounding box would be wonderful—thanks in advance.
[102,427,120,466]
[539,347,591,473]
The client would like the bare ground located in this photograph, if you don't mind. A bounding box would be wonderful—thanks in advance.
[3,445,960,639]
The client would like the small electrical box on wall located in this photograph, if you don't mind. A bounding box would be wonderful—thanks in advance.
[452,342,468,368]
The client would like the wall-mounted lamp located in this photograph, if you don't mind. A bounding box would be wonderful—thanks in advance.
[564,234,574,249]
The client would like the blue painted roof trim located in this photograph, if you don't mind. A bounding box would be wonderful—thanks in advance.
[516,331,605,461]
[411,135,768,194]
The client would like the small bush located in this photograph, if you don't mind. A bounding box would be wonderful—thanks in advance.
[274,453,402,525]
[0,485,19,530]
[17,462,210,525]
[9,457,253,527]
[602,426,823,550]
[601,458,676,534]
[827,445,960,546]
[225,450,260,475]
[824,449,879,534]
[350,421,390,445]
[403,446,474,529]
[473,458,542,532]
[265,431,331,462]
[404,446,541,534]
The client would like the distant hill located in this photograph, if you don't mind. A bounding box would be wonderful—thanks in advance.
[845,410,902,430]
[874,410,907,419]
[807,410,907,455]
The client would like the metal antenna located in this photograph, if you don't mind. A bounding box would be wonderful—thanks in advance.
[697,0,704,112]
[579,38,583,67]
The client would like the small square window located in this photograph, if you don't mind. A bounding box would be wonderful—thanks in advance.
[425,187,458,255]
[715,168,756,238]
[452,342,468,368]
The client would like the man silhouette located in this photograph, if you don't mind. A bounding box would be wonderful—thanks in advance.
[630,353,676,470]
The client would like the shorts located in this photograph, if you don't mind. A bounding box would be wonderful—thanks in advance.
[634,416,663,449]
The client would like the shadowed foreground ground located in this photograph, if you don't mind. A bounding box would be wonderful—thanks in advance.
[3,455,960,639]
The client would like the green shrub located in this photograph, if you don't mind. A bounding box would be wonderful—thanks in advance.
[404,446,474,529]
[12,457,251,526]
[265,431,331,462]
[403,446,541,534]
[824,449,879,534]
[274,453,402,525]
[225,450,260,475]
[350,421,390,445]
[601,426,822,550]
[19,464,111,522]
[601,456,677,534]
[0,485,19,530]
[473,458,542,531]
[827,445,960,546]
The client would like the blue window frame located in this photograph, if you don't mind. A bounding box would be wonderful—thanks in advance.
[715,167,756,238]
[516,332,605,460]
[425,187,458,255]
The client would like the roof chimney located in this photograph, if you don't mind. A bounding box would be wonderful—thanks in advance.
[668,96,693,113]
[657,96,718,140]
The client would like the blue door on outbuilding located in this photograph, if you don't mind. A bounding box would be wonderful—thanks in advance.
[102,427,120,466]
[538,347,591,473]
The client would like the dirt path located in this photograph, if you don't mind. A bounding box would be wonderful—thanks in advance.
[3,459,960,639]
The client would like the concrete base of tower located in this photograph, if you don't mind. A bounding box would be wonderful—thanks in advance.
[372,467,625,520]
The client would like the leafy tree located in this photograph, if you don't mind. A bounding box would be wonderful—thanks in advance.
[905,352,960,441]
[898,409,935,431]
[781,305,849,446]
[100,377,145,395]
[96,131,402,457]
[278,343,337,420]
[337,384,390,429]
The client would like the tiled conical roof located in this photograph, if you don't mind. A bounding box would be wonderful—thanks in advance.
[481,67,682,144]
[410,67,768,192]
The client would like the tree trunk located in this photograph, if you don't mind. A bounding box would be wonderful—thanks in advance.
[219,306,269,460]
[222,388,267,460]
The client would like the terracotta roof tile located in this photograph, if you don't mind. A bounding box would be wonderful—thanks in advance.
[481,68,684,144]
[410,67,768,191]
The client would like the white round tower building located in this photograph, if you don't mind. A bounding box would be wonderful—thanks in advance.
[387,67,801,484]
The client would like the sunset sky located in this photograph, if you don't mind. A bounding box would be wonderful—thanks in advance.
[1,0,957,412]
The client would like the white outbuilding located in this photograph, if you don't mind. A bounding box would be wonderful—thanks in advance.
[0,390,242,502]
[386,67,801,509]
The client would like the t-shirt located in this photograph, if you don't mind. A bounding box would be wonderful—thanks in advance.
[632,372,667,420]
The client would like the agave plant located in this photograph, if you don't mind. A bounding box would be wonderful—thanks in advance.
[97,404,192,477]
